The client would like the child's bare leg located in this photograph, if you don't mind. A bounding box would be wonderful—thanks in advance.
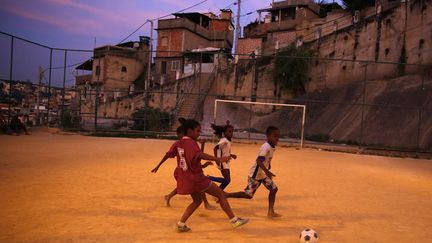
[205,183,235,219]
[268,187,281,218]
[165,188,177,207]
[179,192,203,223]
[202,193,216,210]
[225,191,253,199]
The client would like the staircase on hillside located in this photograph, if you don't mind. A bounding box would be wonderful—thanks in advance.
[171,71,216,129]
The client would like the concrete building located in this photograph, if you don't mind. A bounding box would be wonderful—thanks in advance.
[246,0,321,37]
[154,9,234,84]
[238,0,346,58]
[76,37,150,103]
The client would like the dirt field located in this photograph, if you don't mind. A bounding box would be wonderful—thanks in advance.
[1,132,431,243]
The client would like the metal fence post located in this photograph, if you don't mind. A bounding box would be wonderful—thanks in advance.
[47,49,53,126]
[7,36,14,123]
[360,63,368,146]
[248,58,256,141]
[77,88,82,132]
[61,50,67,128]
[416,107,422,151]
[94,56,101,132]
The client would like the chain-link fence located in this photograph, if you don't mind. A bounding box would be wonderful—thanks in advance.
[0,31,91,131]
[1,31,431,152]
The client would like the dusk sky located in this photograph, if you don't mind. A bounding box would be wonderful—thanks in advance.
[0,0,342,87]
[0,0,271,49]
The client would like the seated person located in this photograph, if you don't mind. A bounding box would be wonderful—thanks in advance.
[0,113,13,135]
[10,115,29,135]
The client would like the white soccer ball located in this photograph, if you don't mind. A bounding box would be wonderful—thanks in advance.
[299,228,319,242]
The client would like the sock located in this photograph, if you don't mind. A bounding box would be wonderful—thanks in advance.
[230,216,238,223]
[208,176,226,184]
[177,221,186,226]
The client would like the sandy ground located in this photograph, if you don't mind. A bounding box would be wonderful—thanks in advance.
[0,132,431,243]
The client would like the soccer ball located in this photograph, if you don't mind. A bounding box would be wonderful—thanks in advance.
[299,228,318,242]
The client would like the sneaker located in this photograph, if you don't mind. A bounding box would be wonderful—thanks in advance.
[230,217,249,228]
[176,222,191,233]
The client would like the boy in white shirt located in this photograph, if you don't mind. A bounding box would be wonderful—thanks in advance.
[225,126,281,218]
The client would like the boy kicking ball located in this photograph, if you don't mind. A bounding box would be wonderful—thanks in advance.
[225,126,282,218]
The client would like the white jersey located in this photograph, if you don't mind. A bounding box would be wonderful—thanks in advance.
[217,137,232,170]
[217,137,231,158]
[248,141,275,180]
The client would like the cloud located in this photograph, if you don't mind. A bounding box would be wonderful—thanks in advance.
[44,0,129,23]
[156,0,189,8]
[3,4,101,33]
[1,0,165,39]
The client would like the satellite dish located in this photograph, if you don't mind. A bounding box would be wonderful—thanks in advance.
[133,42,140,48]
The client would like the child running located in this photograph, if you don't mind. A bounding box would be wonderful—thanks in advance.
[225,126,281,218]
[175,118,249,232]
[208,121,236,190]
[151,125,214,209]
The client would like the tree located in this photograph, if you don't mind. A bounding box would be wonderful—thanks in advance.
[10,89,24,105]
[0,82,6,102]
[272,45,314,95]
[342,0,375,12]
[132,108,172,131]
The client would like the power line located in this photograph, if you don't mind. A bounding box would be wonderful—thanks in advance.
[117,21,150,45]
[117,0,210,44]
[154,0,210,21]
[222,1,236,9]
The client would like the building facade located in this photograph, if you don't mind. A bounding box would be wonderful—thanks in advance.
[154,10,234,84]
[238,0,345,58]
[76,37,150,103]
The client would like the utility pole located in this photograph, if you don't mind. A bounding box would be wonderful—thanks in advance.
[147,20,153,92]
[235,0,241,60]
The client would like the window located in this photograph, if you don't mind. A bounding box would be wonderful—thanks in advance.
[95,65,100,76]
[385,19,391,28]
[171,60,181,71]
[385,48,390,56]
[161,37,168,47]
[121,66,127,72]
[161,61,167,74]
[419,39,425,49]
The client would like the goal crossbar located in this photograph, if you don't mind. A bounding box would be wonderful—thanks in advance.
[214,99,306,148]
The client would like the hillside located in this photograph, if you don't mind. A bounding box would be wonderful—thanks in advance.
[203,74,432,150]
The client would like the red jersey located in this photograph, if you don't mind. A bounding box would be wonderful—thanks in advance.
[176,136,211,194]
[166,141,180,180]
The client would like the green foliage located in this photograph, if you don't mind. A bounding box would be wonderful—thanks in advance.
[10,89,24,105]
[132,108,171,131]
[60,110,73,128]
[315,0,330,17]
[272,45,314,94]
[61,110,79,129]
[0,82,6,102]
[342,0,375,12]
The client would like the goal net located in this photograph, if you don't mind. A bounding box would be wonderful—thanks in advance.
[212,99,306,148]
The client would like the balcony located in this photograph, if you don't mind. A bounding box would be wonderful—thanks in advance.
[245,20,299,38]
[157,18,233,44]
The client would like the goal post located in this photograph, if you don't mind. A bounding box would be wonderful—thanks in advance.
[214,99,306,148]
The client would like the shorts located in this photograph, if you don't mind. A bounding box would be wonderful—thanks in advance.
[218,162,230,170]
[200,181,213,193]
[244,176,277,196]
